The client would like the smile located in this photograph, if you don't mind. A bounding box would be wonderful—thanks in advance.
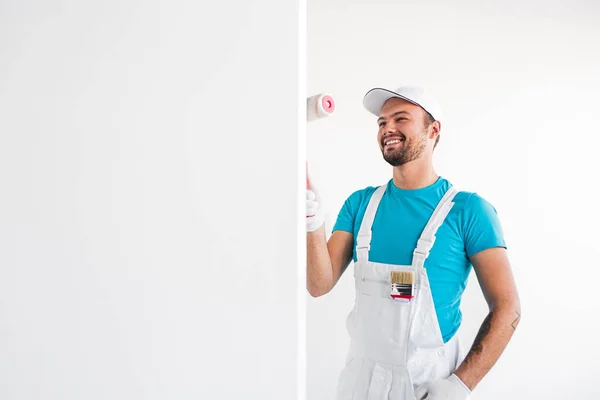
[384,137,405,146]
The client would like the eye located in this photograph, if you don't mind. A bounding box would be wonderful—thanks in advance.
[396,117,407,122]
[378,122,385,128]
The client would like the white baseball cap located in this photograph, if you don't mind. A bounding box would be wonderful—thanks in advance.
[363,85,443,122]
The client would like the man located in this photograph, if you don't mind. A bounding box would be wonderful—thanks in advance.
[306,85,521,400]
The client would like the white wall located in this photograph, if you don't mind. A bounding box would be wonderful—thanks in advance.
[0,1,301,399]
[307,1,600,399]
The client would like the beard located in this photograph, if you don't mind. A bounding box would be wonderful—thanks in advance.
[381,131,428,167]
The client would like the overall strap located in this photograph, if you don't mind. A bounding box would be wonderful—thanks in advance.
[356,185,387,263]
[412,186,459,268]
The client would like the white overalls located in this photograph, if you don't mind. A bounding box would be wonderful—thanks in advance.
[336,184,464,400]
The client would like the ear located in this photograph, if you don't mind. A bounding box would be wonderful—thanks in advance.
[429,120,441,140]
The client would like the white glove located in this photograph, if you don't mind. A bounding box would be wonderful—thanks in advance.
[306,189,325,232]
[415,374,471,400]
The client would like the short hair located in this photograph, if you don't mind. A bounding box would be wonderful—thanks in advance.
[424,111,435,126]
[423,111,440,148]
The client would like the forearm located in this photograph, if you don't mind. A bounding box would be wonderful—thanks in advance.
[306,225,334,297]
[454,301,521,390]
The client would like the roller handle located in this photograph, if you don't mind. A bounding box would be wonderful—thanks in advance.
[306,93,335,197]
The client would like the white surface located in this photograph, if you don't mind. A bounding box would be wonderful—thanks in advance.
[307,1,600,399]
[0,0,300,399]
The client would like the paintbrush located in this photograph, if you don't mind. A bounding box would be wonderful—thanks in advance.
[390,271,414,302]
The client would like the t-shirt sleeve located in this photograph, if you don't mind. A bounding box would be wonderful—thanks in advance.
[462,193,507,258]
[332,191,361,233]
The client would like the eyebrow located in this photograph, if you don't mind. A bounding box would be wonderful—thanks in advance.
[377,111,410,122]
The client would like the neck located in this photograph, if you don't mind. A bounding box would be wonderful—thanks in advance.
[392,157,438,190]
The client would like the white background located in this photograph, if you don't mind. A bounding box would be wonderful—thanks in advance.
[0,0,301,399]
[307,1,600,399]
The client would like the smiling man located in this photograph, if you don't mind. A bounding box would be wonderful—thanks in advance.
[306,85,521,400]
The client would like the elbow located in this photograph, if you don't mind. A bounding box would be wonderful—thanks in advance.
[488,287,521,313]
[307,283,332,298]
[490,298,522,329]
[490,299,521,315]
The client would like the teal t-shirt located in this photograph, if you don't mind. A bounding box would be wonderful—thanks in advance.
[332,176,506,343]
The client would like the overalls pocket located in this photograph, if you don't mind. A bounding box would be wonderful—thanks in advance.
[355,274,416,346]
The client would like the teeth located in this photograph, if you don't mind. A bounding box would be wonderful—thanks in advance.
[385,139,402,145]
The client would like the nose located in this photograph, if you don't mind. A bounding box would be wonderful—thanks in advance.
[384,120,397,136]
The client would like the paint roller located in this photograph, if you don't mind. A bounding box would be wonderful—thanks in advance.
[307,93,335,122]
[306,93,335,190]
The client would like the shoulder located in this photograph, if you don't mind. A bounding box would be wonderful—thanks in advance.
[344,183,385,206]
[334,184,382,231]
[338,182,387,219]
[446,183,503,224]
[455,191,500,215]
[451,189,504,236]
[448,187,506,254]
[444,179,499,213]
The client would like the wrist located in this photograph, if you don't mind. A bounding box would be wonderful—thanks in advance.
[307,223,324,234]
[450,373,472,393]
[452,369,475,392]
[306,216,324,233]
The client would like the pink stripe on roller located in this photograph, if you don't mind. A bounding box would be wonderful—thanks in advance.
[321,95,335,113]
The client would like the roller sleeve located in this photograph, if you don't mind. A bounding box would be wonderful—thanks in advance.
[307,93,335,122]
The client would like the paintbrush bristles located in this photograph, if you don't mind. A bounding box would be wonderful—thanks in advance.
[390,270,414,284]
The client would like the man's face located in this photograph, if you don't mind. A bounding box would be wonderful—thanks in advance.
[376,98,432,167]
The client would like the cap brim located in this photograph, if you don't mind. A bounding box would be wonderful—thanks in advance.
[363,88,422,117]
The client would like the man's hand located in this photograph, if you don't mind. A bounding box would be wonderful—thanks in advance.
[415,374,471,400]
[306,188,325,232]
